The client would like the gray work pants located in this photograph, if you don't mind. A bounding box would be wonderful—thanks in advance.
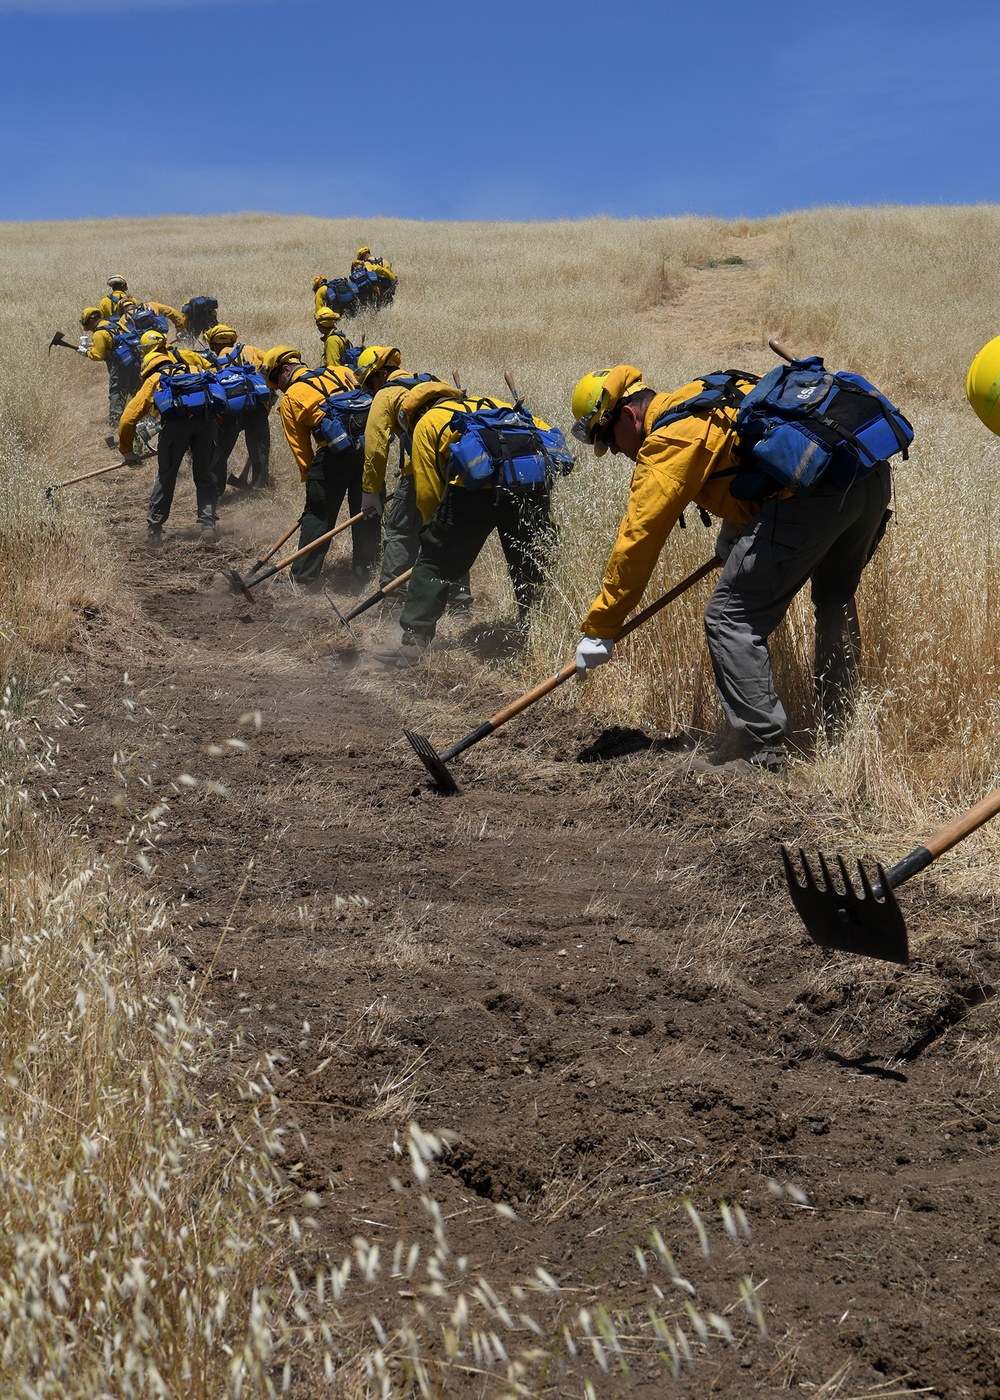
[702,463,892,756]
[380,473,470,600]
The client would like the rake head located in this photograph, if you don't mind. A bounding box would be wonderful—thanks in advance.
[403,729,460,795]
[781,846,909,965]
[220,565,255,604]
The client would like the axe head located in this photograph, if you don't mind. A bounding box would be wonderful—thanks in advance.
[220,565,255,604]
[48,331,70,354]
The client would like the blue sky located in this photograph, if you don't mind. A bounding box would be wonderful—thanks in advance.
[1,0,998,222]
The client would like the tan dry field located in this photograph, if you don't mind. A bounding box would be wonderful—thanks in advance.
[4,212,1000,1396]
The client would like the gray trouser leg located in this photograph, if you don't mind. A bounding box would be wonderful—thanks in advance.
[702,463,892,753]
[380,475,422,586]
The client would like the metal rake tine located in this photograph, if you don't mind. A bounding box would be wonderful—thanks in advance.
[835,852,855,900]
[402,728,460,795]
[856,859,877,903]
[781,844,808,893]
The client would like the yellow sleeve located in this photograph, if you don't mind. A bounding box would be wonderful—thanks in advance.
[148,301,186,331]
[582,429,719,638]
[277,393,315,481]
[362,385,405,494]
[241,344,266,367]
[118,376,159,453]
[87,328,112,361]
[314,284,328,316]
[411,417,449,524]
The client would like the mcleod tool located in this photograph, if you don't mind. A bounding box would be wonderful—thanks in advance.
[222,511,366,602]
[783,783,1000,964]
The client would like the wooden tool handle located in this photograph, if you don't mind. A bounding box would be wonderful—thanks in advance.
[477,557,721,732]
[252,519,299,570]
[924,785,1000,860]
[50,459,131,491]
[381,566,413,596]
[504,370,519,400]
[250,511,364,586]
[452,369,463,391]
[768,338,795,363]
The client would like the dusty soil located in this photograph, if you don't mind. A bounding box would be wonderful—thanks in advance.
[38,254,1000,1397]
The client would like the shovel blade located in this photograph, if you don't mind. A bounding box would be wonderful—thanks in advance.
[782,846,909,965]
[403,728,460,795]
[221,565,255,604]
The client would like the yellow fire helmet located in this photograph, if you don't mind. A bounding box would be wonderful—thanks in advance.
[312,275,327,291]
[139,330,167,355]
[205,323,238,346]
[967,335,1000,437]
[315,307,342,330]
[571,365,648,456]
[80,306,101,326]
[356,345,401,386]
[260,344,303,388]
[107,274,128,289]
[356,246,371,261]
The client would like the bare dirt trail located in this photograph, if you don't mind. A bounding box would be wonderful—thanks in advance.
[40,259,1000,1396]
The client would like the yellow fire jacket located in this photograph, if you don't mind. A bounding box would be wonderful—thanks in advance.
[581,385,761,638]
[321,331,351,369]
[86,320,116,362]
[117,350,212,453]
[361,370,427,494]
[407,392,554,525]
[277,363,359,480]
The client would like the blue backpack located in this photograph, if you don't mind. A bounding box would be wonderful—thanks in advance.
[127,305,169,335]
[213,354,270,415]
[342,345,363,370]
[181,296,219,336]
[108,323,142,370]
[301,371,372,451]
[322,278,357,314]
[445,401,575,492]
[153,366,227,420]
[651,359,912,500]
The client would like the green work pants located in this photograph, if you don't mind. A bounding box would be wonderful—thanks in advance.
[108,359,141,427]
[292,443,380,585]
[399,486,555,640]
[380,474,470,600]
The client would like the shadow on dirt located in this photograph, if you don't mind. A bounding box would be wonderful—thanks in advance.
[577,725,692,764]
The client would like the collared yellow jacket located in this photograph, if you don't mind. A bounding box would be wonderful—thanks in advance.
[581,385,760,638]
[361,370,426,494]
[277,363,359,480]
[406,391,554,525]
[117,350,212,452]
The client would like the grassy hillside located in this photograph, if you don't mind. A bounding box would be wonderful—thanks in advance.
[4,207,1000,1394]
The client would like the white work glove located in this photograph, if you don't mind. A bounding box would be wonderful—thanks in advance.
[575,636,615,677]
[77,345,88,355]
[361,491,384,519]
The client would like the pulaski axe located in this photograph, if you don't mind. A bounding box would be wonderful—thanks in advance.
[404,557,722,794]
